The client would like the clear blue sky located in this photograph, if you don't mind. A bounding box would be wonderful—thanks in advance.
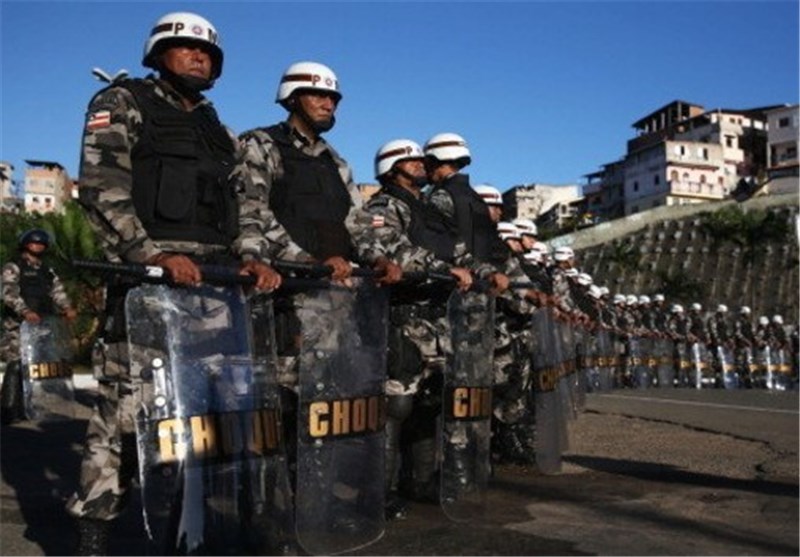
[1,1,798,193]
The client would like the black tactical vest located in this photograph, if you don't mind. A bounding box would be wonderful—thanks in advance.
[435,174,500,263]
[266,124,353,260]
[382,183,459,262]
[119,79,238,246]
[17,258,55,316]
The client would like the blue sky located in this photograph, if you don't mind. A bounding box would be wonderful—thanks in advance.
[1,1,798,193]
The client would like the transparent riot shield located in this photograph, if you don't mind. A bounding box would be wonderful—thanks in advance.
[691,342,713,389]
[676,342,692,388]
[20,316,75,421]
[531,310,562,474]
[594,329,616,391]
[572,325,588,412]
[771,348,792,391]
[440,289,494,522]
[755,346,772,389]
[295,278,387,554]
[717,345,738,389]
[656,338,675,388]
[628,337,646,389]
[127,284,293,555]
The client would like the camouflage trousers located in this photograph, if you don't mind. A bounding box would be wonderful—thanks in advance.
[1,317,22,362]
[66,339,139,521]
[492,321,533,425]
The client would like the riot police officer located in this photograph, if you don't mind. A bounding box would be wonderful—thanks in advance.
[1,229,76,424]
[362,138,474,514]
[67,12,280,554]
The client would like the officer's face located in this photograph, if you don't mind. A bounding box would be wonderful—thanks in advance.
[161,44,213,80]
[487,205,503,223]
[24,242,46,255]
[297,92,338,126]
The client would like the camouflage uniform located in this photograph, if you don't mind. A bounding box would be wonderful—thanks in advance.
[358,185,469,501]
[1,258,73,360]
[1,256,74,422]
[234,123,387,385]
[67,76,250,521]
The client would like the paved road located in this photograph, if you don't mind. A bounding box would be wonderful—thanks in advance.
[1,384,797,555]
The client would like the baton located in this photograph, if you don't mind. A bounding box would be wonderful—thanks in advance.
[71,259,345,290]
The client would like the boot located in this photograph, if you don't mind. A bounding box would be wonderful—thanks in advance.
[75,518,111,556]
[1,361,25,425]
[409,437,438,503]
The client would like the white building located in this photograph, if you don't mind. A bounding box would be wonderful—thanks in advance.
[23,160,72,214]
[765,105,799,190]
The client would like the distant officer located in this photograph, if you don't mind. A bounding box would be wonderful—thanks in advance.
[1,229,77,424]
[361,138,475,512]
[733,306,757,384]
[67,12,280,554]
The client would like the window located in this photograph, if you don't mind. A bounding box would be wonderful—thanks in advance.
[725,136,734,148]
[778,117,790,128]
[699,175,707,184]
[671,170,679,182]
[682,172,690,182]
[633,181,639,192]
[654,175,660,186]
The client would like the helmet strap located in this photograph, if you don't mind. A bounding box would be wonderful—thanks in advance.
[395,167,427,189]
[158,64,214,101]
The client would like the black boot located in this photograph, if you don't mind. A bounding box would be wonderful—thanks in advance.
[76,518,111,556]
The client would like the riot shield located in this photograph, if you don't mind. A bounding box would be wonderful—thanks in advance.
[20,316,75,421]
[655,338,675,389]
[440,289,494,522]
[594,329,616,391]
[691,342,713,389]
[755,346,772,389]
[127,284,293,555]
[717,345,738,389]
[771,348,792,391]
[676,342,692,388]
[295,278,387,554]
[531,310,562,474]
[628,337,647,389]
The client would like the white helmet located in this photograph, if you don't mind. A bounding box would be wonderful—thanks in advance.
[276,61,341,106]
[553,246,574,262]
[564,268,579,278]
[759,316,770,326]
[613,294,626,304]
[512,218,538,237]
[531,241,550,255]
[626,295,638,306]
[739,306,751,315]
[772,315,784,325]
[473,184,503,206]
[671,304,684,314]
[524,250,543,264]
[423,133,471,167]
[374,139,424,179]
[577,273,593,286]
[653,294,665,303]
[588,285,603,299]
[497,222,520,241]
[691,303,702,312]
[716,304,728,313]
[143,12,224,79]
[599,286,610,296]
[639,295,651,305]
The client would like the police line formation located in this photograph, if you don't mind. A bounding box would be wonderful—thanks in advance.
[2,11,798,557]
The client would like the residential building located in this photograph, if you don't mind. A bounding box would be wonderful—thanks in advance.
[765,105,799,194]
[622,100,770,215]
[503,183,582,230]
[582,159,625,223]
[22,160,72,214]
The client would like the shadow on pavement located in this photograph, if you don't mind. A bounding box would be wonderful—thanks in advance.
[564,455,799,497]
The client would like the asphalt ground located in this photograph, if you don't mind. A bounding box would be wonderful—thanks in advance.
[1,380,797,556]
